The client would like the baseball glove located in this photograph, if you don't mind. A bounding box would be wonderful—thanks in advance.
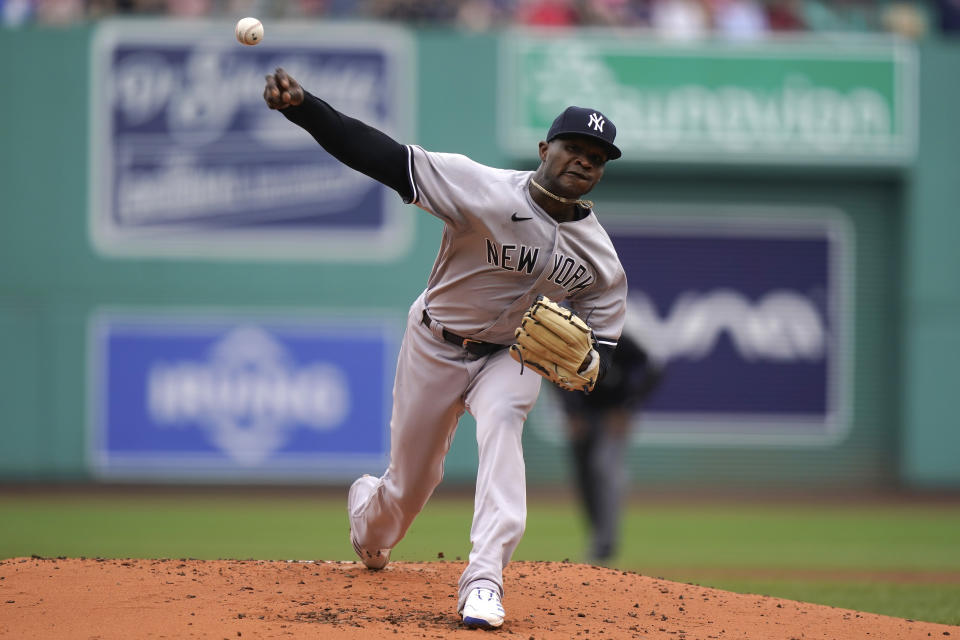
[510,295,599,392]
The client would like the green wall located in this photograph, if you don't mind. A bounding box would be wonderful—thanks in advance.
[902,41,960,488]
[1,27,90,478]
[0,25,957,488]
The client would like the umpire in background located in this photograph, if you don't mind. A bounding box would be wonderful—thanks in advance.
[556,330,663,563]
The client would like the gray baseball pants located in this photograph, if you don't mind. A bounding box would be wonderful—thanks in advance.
[348,292,542,611]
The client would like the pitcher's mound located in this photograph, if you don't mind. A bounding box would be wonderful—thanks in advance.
[1,557,955,639]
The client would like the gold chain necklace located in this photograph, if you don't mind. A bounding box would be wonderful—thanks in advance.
[529,178,594,210]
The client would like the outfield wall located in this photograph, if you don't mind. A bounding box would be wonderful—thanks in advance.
[0,22,957,489]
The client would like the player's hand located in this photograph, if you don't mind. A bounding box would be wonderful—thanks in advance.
[263,67,304,110]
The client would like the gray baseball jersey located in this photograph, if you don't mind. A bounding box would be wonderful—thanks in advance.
[408,145,627,346]
[348,145,627,614]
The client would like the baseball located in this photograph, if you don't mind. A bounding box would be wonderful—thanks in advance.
[235,17,263,46]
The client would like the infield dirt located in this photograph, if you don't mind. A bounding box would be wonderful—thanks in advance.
[1,557,957,639]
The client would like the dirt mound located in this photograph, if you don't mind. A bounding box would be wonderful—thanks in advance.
[1,557,955,639]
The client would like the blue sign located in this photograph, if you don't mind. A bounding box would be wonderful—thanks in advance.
[89,20,414,261]
[535,214,851,445]
[88,313,397,480]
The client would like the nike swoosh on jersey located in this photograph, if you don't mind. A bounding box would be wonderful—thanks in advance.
[511,212,533,221]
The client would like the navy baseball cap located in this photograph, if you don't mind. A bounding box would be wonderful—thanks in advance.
[546,106,621,160]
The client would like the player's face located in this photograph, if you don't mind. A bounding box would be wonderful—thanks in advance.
[539,136,608,197]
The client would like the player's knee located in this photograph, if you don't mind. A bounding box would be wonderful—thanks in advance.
[475,406,525,441]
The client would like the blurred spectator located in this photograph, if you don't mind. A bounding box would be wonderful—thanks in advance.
[367,0,458,23]
[457,0,497,30]
[1,0,34,26]
[709,0,768,39]
[651,0,709,39]
[516,0,581,26]
[882,1,927,38]
[937,0,960,33]
[582,0,649,26]
[457,0,523,30]
[89,0,165,15]
[166,0,212,17]
[765,0,806,30]
[36,0,84,23]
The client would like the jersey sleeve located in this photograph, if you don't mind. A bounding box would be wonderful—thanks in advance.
[407,145,504,230]
[569,262,628,351]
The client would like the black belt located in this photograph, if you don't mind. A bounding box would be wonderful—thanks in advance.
[421,310,506,357]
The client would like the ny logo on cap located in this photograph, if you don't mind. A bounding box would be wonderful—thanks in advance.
[587,113,605,132]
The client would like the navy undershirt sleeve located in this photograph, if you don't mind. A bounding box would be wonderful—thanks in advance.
[280,91,414,203]
[596,342,615,384]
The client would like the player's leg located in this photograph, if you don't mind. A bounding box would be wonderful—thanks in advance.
[348,300,470,559]
[456,347,542,623]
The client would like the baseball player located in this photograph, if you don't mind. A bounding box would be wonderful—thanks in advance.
[263,68,627,629]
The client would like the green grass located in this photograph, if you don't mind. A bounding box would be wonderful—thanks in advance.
[666,578,960,626]
[1,492,958,625]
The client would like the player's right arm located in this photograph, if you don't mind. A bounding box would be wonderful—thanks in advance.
[263,67,415,203]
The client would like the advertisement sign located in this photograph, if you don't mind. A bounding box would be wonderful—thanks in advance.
[89,20,414,260]
[500,33,916,165]
[88,312,398,480]
[535,209,853,445]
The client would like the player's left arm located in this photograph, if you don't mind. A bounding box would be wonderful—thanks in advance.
[593,341,617,384]
[569,267,628,385]
[618,333,665,405]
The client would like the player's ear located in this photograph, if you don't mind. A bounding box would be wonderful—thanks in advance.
[538,141,549,162]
